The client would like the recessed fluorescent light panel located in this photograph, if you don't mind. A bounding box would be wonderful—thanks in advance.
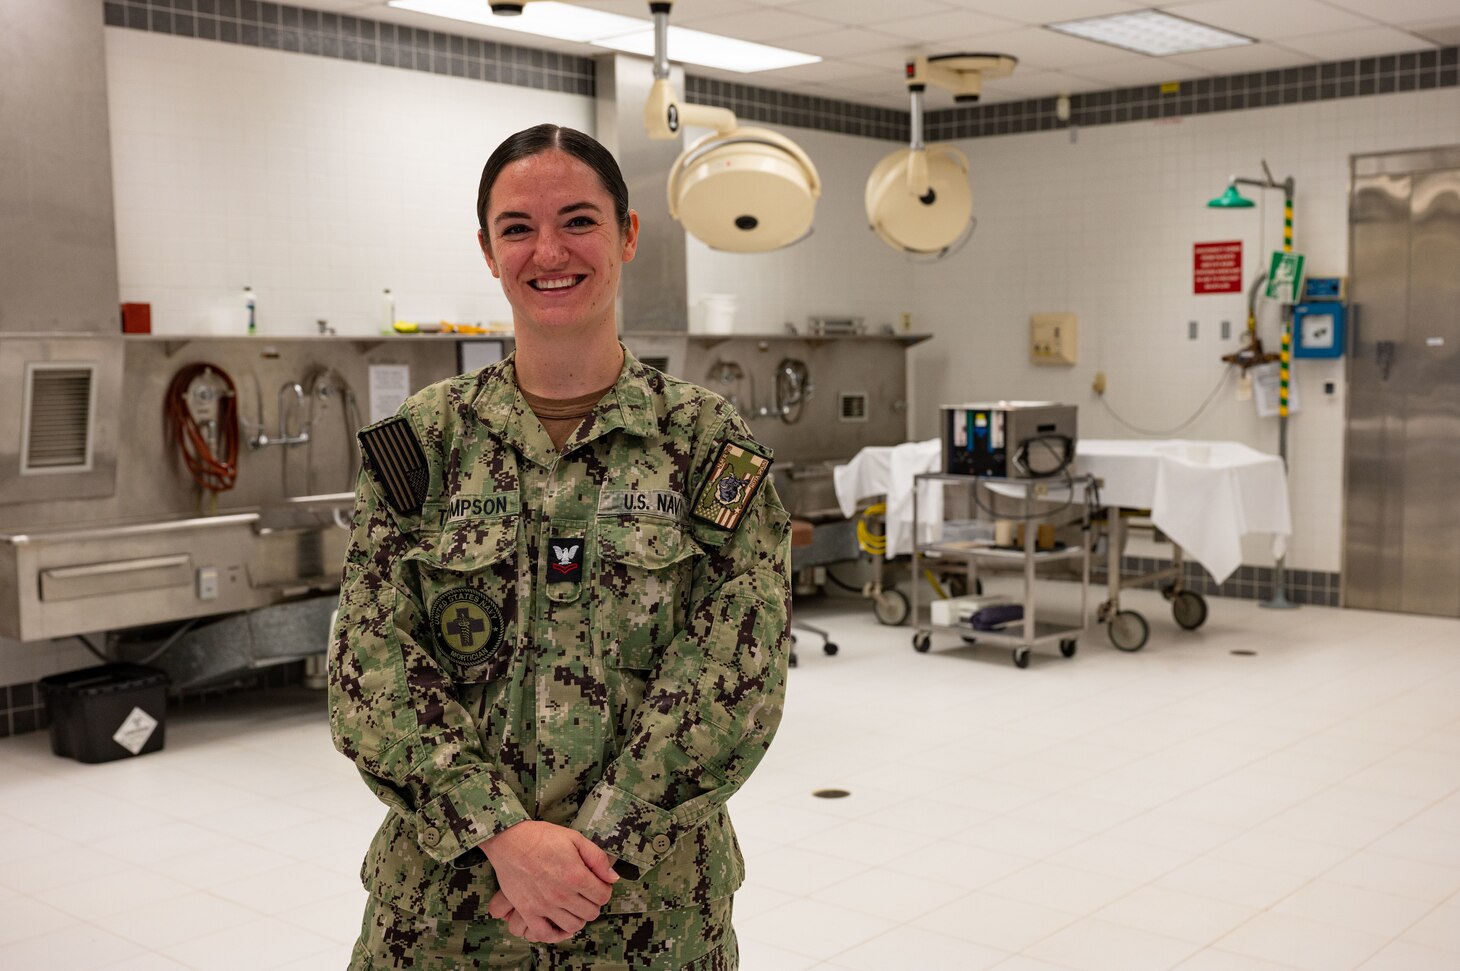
[593,26,820,73]
[1047,10,1254,57]
[388,0,819,73]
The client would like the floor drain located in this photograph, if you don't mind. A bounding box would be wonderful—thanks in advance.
[1230,649,1257,656]
[812,789,851,799]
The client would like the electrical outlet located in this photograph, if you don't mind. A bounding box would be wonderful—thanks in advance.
[1189,320,1199,340]
[1092,371,1106,394]
[1221,319,1231,339]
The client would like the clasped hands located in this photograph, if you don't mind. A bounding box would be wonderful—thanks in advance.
[481,820,619,944]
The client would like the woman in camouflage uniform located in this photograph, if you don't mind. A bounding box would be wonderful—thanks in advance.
[330,124,791,969]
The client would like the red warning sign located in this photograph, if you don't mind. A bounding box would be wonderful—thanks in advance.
[1194,241,1243,294]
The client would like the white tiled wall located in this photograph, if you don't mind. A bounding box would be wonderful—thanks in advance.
[102,25,1460,575]
[105,28,593,336]
[906,88,1460,573]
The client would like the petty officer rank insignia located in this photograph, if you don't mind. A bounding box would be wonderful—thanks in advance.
[429,588,505,666]
[691,440,772,531]
[547,538,584,583]
[358,417,429,516]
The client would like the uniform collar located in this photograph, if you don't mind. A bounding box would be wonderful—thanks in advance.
[472,344,657,468]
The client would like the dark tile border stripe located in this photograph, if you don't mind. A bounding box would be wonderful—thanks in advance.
[926,46,1458,141]
[684,76,909,142]
[103,0,595,96]
[1089,556,1341,607]
[1,660,307,740]
[103,5,1457,144]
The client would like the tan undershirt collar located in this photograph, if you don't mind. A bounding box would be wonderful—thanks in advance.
[518,378,616,452]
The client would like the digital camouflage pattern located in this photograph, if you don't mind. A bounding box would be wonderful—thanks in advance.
[328,347,791,925]
[352,893,735,969]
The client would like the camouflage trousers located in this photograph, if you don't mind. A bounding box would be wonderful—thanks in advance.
[349,895,736,970]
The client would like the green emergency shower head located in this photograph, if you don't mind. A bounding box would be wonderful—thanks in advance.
[1208,184,1255,208]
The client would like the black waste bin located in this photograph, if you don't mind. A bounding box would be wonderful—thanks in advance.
[38,663,169,763]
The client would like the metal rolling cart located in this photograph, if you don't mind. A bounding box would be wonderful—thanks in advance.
[909,472,1093,668]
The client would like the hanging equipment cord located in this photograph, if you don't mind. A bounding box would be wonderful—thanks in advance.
[165,364,240,494]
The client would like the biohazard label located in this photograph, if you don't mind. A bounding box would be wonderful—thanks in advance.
[112,707,159,756]
[429,588,505,666]
[691,441,771,532]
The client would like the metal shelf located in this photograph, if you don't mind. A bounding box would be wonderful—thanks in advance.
[910,472,1093,668]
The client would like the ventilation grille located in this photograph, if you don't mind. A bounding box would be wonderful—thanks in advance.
[839,392,868,422]
[640,356,671,373]
[23,366,94,471]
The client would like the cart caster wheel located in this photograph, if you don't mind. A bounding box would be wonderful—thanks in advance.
[961,636,978,644]
[1108,610,1149,652]
[1060,639,1077,658]
[1013,649,1030,669]
[1172,590,1208,630]
[1161,583,1176,601]
[789,653,798,668]
[874,589,911,626]
[913,632,932,653]
[824,642,839,656]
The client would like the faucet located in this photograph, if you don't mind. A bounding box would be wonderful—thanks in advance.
[248,381,311,449]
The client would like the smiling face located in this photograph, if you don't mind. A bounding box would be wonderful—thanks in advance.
[478,150,639,341]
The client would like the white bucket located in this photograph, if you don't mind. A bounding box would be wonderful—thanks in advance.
[694,293,737,334]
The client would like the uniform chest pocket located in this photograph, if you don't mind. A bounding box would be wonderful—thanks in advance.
[405,518,520,682]
[594,519,702,670]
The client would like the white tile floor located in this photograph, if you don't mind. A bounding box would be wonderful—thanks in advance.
[2,583,1460,970]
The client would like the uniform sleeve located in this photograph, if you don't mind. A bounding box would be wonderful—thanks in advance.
[328,425,530,866]
[570,410,791,878]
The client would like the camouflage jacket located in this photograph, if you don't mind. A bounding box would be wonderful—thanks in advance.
[328,348,791,918]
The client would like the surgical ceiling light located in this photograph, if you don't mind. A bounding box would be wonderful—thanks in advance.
[393,0,819,73]
[643,2,821,253]
[1047,10,1253,57]
[864,54,1015,260]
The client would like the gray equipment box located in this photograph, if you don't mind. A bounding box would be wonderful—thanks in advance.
[941,402,1078,478]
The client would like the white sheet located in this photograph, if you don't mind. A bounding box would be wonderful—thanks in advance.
[832,438,1292,583]
[1077,439,1291,584]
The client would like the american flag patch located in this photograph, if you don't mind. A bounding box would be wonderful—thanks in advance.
[691,440,772,531]
[358,417,429,515]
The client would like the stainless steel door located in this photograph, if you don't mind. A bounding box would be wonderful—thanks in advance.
[1344,148,1460,616]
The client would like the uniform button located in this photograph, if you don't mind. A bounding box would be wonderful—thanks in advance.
[422,826,442,847]
[651,834,671,854]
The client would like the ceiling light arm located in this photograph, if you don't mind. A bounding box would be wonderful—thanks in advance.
[643,1,735,139]
[906,80,930,200]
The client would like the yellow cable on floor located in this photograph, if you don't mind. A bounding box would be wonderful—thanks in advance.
[860,503,950,599]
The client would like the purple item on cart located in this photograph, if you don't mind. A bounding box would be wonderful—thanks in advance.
[970,603,1024,631]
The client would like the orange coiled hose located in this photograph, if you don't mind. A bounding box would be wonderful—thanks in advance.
[164,364,239,493]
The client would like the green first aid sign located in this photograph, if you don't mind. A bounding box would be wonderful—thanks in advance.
[1266,251,1306,303]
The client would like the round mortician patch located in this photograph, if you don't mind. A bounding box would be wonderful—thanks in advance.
[429,588,505,666]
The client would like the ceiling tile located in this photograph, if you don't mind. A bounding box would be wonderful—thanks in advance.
[937,0,1146,27]
[1317,0,1460,22]
[784,27,914,58]
[1164,0,1373,42]
[972,25,1143,69]
[782,0,957,27]
[1405,20,1460,46]
[1277,26,1436,61]
[685,8,838,42]
[1073,57,1212,86]
[763,58,874,83]
[1167,41,1317,74]
[877,9,1028,43]
[565,0,756,19]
